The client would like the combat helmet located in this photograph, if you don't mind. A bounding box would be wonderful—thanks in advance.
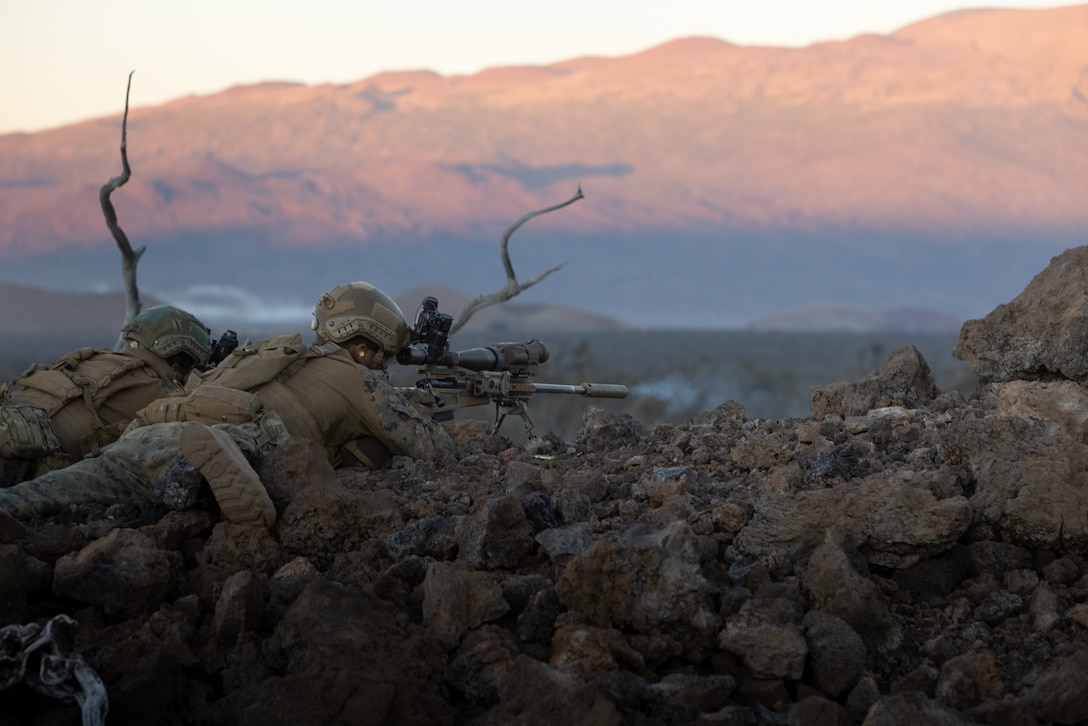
[311,282,409,368]
[122,305,211,367]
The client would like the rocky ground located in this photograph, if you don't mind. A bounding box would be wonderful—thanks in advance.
[5,248,1088,725]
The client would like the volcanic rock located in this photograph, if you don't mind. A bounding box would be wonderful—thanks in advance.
[6,248,1088,723]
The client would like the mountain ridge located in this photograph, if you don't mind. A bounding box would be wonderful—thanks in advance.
[1,5,1084,329]
[1,4,1085,254]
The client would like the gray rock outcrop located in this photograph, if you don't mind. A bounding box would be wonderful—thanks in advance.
[954,245,1088,383]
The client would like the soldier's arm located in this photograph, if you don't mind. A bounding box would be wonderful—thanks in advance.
[357,369,453,461]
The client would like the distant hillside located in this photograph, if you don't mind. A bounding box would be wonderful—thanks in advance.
[393,285,637,336]
[747,304,963,333]
[0,282,158,336]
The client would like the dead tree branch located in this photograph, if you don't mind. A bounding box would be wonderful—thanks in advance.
[99,71,145,346]
[450,186,584,334]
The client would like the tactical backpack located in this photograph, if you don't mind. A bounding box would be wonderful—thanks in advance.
[0,405,62,458]
[140,334,315,426]
[0,348,155,458]
[199,334,314,391]
[138,384,263,425]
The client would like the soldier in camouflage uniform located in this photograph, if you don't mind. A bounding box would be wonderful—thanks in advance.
[0,283,452,527]
[0,305,211,486]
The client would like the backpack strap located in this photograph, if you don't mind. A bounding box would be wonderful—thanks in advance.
[69,373,110,456]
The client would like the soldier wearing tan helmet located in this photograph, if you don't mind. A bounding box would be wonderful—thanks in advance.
[311,281,410,370]
[0,283,452,527]
[0,304,211,487]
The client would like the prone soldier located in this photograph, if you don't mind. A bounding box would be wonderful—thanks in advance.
[0,305,211,487]
[0,282,452,527]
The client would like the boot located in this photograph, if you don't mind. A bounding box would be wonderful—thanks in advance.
[179,425,276,527]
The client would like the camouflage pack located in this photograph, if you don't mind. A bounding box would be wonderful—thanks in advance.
[10,348,148,416]
[139,385,262,425]
[200,334,312,391]
[0,404,62,458]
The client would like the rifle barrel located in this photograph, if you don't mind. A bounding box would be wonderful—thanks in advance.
[532,382,628,398]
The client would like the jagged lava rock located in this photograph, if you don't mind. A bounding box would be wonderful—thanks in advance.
[7,247,1088,723]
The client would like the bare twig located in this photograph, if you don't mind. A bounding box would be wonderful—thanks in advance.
[450,186,584,334]
[99,71,145,347]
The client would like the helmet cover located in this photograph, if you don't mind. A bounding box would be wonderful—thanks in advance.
[122,305,211,367]
[311,282,409,367]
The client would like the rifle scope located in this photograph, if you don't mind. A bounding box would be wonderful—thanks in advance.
[456,340,549,371]
[399,340,550,373]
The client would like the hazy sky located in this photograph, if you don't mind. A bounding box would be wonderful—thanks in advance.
[0,1,1070,135]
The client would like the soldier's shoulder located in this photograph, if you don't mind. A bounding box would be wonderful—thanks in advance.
[310,342,344,357]
[57,347,114,365]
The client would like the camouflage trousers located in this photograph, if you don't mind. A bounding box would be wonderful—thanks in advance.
[0,452,73,490]
[0,412,290,520]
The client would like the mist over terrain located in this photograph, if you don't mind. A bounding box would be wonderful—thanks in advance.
[0,231,1075,331]
[0,5,1085,330]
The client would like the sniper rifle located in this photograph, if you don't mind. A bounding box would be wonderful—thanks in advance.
[396,296,628,437]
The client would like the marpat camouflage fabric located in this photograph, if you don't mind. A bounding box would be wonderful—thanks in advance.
[0,415,290,519]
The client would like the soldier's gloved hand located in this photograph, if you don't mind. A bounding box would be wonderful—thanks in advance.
[403,387,443,418]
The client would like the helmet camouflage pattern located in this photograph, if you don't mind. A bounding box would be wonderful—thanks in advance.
[311,282,409,367]
[122,305,211,367]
